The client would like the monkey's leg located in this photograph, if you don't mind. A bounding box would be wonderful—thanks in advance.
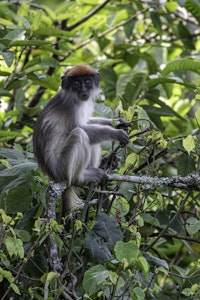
[56,128,91,184]
[82,144,107,182]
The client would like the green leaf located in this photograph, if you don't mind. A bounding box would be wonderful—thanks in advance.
[43,5,56,21]
[138,254,150,278]
[84,213,123,263]
[25,56,60,69]
[186,217,200,235]
[52,233,64,249]
[108,271,125,291]
[15,229,31,242]
[83,265,109,296]
[3,29,25,41]
[5,236,24,258]
[32,9,43,31]
[0,267,14,283]
[1,186,33,213]
[123,73,147,108]
[10,283,21,295]
[182,288,195,297]
[165,1,178,12]
[46,271,59,282]
[0,162,37,176]
[34,26,71,38]
[20,16,31,30]
[27,74,59,91]
[10,40,50,47]
[162,59,200,76]
[150,11,162,35]
[93,213,123,248]
[177,22,195,50]
[148,75,195,89]
[1,51,14,67]
[0,130,23,142]
[185,0,200,24]
[182,135,195,155]
[125,52,157,73]
[0,147,25,160]
[84,231,112,263]
[0,89,11,96]
[195,107,200,124]
[143,252,169,270]
[131,287,145,300]
[114,241,139,265]
[111,197,130,217]
[142,105,177,117]
[178,153,196,176]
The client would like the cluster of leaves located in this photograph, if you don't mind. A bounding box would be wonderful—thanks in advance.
[1,0,200,299]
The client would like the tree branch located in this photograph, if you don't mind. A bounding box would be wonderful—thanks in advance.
[66,7,148,58]
[46,182,66,273]
[67,0,110,31]
[107,173,200,191]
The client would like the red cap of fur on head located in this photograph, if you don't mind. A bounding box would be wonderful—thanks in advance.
[65,64,98,77]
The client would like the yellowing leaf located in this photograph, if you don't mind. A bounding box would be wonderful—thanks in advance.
[46,271,58,282]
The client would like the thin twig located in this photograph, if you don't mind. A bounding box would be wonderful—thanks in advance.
[67,0,110,31]
[144,193,190,251]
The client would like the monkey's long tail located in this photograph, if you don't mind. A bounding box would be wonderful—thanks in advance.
[62,186,83,212]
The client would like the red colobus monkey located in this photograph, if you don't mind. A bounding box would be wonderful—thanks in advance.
[33,64,129,210]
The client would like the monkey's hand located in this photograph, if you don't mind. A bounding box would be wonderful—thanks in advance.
[117,129,129,147]
[115,118,132,131]
[84,168,107,183]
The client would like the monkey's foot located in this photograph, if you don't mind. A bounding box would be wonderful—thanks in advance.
[83,168,107,183]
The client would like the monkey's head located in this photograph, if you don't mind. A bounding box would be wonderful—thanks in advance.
[61,64,100,101]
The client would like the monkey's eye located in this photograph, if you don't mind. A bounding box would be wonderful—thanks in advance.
[74,80,81,87]
[85,79,92,87]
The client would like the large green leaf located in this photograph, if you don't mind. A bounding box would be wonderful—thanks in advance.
[185,0,200,24]
[1,186,33,213]
[84,213,123,262]
[162,59,200,76]
[83,265,109,296]
[148,76,195,89]
[0,162,37,177]
[114,241,139,265]
[93,213,123,248]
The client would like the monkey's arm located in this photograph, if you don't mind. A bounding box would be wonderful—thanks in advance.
[82,124,129,146]
[89,117,112,125]
[89,117,131,130]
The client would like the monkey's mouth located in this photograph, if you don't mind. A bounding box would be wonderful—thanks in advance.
[79,92,89,101]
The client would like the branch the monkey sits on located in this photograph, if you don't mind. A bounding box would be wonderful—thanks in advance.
[33,64,129,210]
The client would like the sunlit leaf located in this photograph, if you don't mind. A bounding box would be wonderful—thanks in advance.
[182,135,195,155]
[162,59,200,76]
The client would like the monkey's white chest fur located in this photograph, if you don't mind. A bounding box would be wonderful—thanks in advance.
[76,97,94,126]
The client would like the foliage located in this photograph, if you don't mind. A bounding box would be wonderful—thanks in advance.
[1,0,200,299]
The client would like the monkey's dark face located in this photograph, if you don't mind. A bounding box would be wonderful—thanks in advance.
[62,74,99,101]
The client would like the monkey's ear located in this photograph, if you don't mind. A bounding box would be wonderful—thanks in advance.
[61,74,69,90]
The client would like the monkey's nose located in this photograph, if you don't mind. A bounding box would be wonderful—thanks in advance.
[80,92,89,100]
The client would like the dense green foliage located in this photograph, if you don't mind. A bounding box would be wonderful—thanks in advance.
[1,0,200,299]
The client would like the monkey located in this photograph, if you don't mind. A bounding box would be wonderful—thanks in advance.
[33,64,129,210]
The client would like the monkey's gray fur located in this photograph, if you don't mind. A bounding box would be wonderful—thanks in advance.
[33,64,129,210]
